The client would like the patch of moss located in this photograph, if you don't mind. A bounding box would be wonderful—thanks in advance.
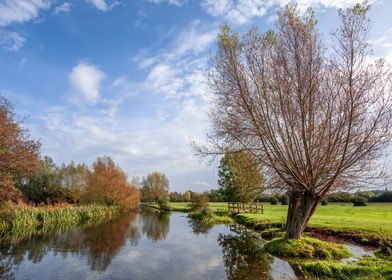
[260,228,284,239]
[264,237,351,260]
[302,256,392,280]
[188,210,233,225]
[234,214,284,231]
[210,215,234,224]
[302,261,376,279]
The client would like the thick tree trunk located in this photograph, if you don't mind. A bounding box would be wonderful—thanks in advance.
[285,191,319,239]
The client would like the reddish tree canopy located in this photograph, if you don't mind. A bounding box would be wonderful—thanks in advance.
[0,96,40,201]
[83,156,140,209]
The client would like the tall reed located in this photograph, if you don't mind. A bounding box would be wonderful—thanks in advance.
[0,202,120,236]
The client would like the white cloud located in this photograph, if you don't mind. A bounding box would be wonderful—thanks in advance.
[201,0,380,25]
[137,57,157,69]
[147,0,187,6]
[174,20,217,56]
[0,31,25,51]
[86,0,119,11]
[372,36,392,49]
[68,63,106,104]
[134,21,216,101]
[53,2,72,15]
[31,96,214,190]
[201,0,232,16]
[0,0,52,26]
[86,0,108,11]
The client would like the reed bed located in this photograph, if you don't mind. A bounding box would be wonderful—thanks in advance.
[0,203,120,235]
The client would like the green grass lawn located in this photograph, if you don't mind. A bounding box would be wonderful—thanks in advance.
[169,202,392,239]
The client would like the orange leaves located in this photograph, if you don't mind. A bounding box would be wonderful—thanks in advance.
[0,96,40,202]
[83,156,140,209]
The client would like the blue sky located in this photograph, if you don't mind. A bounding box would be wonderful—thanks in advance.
[1,0,392,192]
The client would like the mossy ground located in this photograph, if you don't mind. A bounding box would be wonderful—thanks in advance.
[302,256,392,280]
[265,237,351,260]
[264,237,392,279]
[188,210,234,225]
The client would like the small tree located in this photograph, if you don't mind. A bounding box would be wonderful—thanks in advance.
[217,155,237,201]
[190,193,209,212]
[226,151,265,202]
[0,96,40,202]
[198,3,392,239]
[218,151,264,202]
[82,156,139,209]
[18,156,71,204]
[141,172,169,203]
[59,161,89,204]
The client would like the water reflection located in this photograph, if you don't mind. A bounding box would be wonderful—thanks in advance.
[218,226,272,280]
[140,209,170,241]
[0,211,295,280]
[188,219,214,235]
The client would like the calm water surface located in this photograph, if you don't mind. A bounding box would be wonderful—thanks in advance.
[0,210,296,280]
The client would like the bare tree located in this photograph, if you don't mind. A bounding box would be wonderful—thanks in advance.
[198,3,392,239]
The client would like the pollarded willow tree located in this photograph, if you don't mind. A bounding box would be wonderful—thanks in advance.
[199,3,392,239]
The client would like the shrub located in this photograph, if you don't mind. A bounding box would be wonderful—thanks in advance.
[190,193,209,211]
[280,195,289,205]
[352,196,367,206]
[327,192,354,202]
[270,197,278,205]
[158,197,171,211]
[321,199,328,206]
[369,191,392,202]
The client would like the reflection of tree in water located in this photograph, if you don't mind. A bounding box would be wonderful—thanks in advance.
[0,212,141,276]
[81,213,139,271]
[188,219,213,235]
[218,229,272,280]
[0,257,15,280]
[140,210,170,241]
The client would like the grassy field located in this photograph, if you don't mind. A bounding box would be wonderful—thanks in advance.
[169,202,392,239]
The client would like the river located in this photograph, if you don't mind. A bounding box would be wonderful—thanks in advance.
[0,210,297,280]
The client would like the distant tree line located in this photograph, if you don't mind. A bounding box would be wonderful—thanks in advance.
[167,151,266,203]
[326,190,392,203]
[14,155,140,209]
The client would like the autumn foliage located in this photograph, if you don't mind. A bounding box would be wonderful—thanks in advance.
[82,156,140,209]
[0,96,40,202]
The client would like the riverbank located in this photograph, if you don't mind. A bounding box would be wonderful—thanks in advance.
[0,203,121,239]
[155,202,392,245]
[147,202,392,279]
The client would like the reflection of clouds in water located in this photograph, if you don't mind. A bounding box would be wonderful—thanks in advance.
[206,256,223,268]
[269,257,297,280]
[0,212,295,280]
[119,249,141,261]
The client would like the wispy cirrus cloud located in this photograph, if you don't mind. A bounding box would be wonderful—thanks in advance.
[86,0,119,12]
[53,2,72,15]
[146,0,187,6]
[0,31,25,51]
[200,0,381,25]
